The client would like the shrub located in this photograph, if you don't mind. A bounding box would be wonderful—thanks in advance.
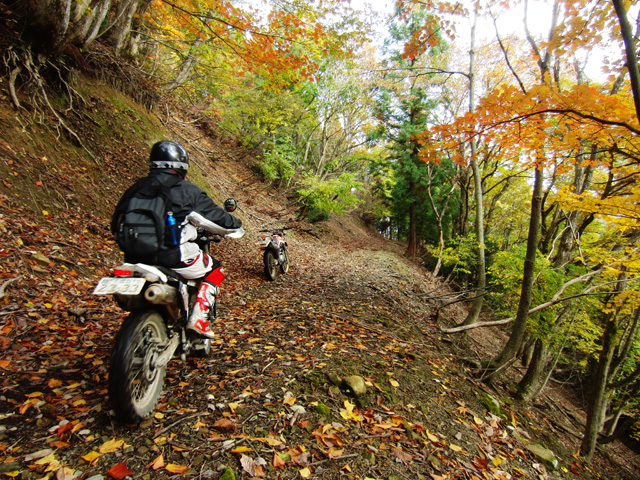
[297,174,363,222]
[258,139,298,188]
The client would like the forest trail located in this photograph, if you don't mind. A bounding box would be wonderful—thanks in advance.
[1,181,639,479]
[0,74,637,480]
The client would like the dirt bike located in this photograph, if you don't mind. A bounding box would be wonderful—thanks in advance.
[257,227,291,281]
[94,212,244,424]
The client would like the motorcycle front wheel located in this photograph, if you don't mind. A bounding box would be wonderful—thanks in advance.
[264,249,278,281]
[109,310,168,423]
[280,246,290,274]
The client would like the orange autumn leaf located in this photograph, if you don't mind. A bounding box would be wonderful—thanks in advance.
[49,441,71,448]
[99,438,125,454]
[425,430,439,442]
[213,418,236,433]
[273,451,286,469]
[71,422,85,433]
[145,454,164,470]
[82,451,101,464]
[251,437,284,447]
[57,422,74,436]
[328,447,344,458]
[166,464,190,474]
[231,445,253,453]
[19,398,39,414]
[106,462,133,480]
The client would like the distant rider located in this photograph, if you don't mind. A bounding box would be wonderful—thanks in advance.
[110,140,242,338]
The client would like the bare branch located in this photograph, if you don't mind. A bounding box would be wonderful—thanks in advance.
[489,108,640,136]
[489,10,527,94]
[440,270,640,334]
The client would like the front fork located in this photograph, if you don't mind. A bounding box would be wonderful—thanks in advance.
[265,243,284,264]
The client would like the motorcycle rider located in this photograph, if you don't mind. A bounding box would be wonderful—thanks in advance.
[110,140,242,339]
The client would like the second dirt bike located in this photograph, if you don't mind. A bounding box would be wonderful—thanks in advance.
[257,227,291,281]
[94,212,244,423]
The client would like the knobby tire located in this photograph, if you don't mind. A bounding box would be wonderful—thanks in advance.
[109,310,168,423]
[264,249,277,281]
[280,246,290,274]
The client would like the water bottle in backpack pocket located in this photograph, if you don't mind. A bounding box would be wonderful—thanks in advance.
[166,211,179,246]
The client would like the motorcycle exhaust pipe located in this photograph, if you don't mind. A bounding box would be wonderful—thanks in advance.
[144,283,178,305]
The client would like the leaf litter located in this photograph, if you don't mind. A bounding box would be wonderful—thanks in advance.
[0,162,639,480]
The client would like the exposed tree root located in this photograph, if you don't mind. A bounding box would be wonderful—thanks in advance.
[8,65,22,109]
[85,45,160,110]
[2,46,97,164]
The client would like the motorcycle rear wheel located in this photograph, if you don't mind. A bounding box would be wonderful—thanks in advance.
[280,246,290,274]
[109,310,168,423]
[264,249,278,281]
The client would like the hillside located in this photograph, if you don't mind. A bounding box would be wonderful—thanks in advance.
[0,73,639,480]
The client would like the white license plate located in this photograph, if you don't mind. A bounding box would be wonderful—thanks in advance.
[93,277,146,295]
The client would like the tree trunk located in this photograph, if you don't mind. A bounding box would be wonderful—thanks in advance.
[16,0,73,54]
[580,309,619,460]
[462,155,486,326]
[165,37,205,91]
[461,11,486,327]
[603,409,626,438]
[108,0,151,57]
[517,338,548,401]
[69,0,112,48]
[432,221,444,276]
[517,151,592,396]
[600,414,639,444]
[456,167,470,237]
[612,0,640,123]
[490,166,543,370]
[426,164,455,277]
[405,197,418,258]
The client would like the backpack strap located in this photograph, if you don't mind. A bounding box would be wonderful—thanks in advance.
[154,175,182,248]
[131,174,183,254]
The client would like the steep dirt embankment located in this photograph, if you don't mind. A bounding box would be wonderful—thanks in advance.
[0,75,638,480]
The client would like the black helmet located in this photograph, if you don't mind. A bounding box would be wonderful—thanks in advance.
[150,141,189,175]
[224,198,238,212]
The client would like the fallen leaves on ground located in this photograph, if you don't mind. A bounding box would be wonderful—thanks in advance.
[0,191,637,480]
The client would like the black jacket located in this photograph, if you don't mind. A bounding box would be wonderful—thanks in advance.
[111,169,241,265]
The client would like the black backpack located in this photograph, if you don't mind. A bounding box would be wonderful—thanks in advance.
[115,175,181,264]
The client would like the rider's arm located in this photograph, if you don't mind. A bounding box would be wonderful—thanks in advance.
[197,191,242,229]
[185,211,242,235]
[182,182,242,230]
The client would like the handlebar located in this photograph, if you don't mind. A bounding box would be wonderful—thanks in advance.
[196,230,223,244]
